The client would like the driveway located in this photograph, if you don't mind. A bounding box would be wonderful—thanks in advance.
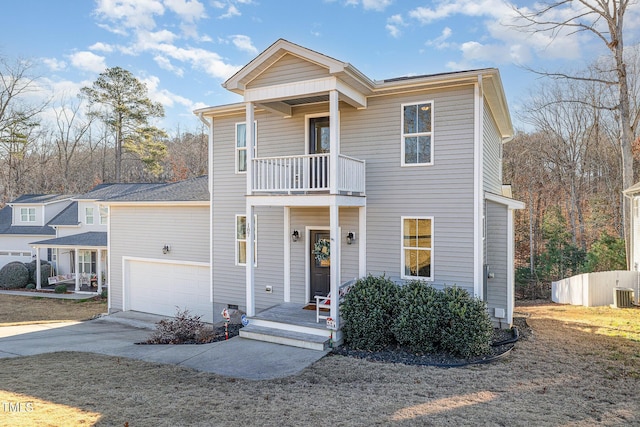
[0,312,327,380]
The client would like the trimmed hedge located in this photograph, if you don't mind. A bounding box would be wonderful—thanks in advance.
[341,276,495,358]
[341,275,398,351]
[0,262,30,289]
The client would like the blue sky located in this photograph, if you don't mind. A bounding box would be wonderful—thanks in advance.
[1,0,639,132]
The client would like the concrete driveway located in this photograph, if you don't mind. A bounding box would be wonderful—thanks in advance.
[0,312,328,380]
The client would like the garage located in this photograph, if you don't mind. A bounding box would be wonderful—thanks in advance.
[0,250,33,269]
[124,258,212,323]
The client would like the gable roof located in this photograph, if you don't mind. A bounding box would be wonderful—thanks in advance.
[31,231,107,248]
[77,182,165,200]
[0,206,56,236]
[47,201,79,227]
[9,194,72,205]
[624,181,640,195]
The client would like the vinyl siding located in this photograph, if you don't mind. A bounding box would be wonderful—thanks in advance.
[250,53,329,88]
[483,98,503,194]
[109,205,209,312]
[485,200,508,323]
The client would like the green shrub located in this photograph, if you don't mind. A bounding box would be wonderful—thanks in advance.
[25,260,52,286]
[0,262,30,289]
[25,283,36,290]
[100,288,108,299]
[341,275,398,351]
[437,286,493,358]
[54,284,67,294]
[391,280,441,353]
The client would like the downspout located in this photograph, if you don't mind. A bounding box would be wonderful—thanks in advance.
[199,112,216,323]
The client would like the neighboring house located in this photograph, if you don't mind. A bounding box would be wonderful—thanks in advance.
[0,194,73,269]
[624,182,640,272]
[31,183,163,292]
[103,176,211,321]
[194,39,524,346]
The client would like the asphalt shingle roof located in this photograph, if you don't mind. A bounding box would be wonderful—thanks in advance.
[77,183,165,200]
[31,231,107,247]
[0,206,56,236]
[47,201,79,226]
[10,194,72,204]
[104,176,209,202]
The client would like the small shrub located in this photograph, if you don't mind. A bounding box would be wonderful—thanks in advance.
[437,286,493,358]
[25,283,36,290]
[392,280,441,353]
[25,260,52,286]
[0,262,30,289]
[100,288,108,299]
[54,284,67,294]
[341,275,398,351]
[148,308,206,344]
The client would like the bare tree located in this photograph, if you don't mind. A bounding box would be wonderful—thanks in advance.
[514,0,638,266]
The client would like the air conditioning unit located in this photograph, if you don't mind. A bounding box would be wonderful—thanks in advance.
[613,287,634,308]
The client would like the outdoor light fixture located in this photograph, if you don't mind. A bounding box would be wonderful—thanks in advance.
[291,230,300,242]
[162,244,171,254]
[346,232,355,245]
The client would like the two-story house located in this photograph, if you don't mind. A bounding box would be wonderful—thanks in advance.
[194,39,524,348]
[0,194,72,269]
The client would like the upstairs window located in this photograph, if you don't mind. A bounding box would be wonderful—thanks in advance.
[85,207,94,225]
[99,206,108,225]
[20,207,36,222]
[401,217,433,280]
[236,121,257,173]
[402,101,433,166]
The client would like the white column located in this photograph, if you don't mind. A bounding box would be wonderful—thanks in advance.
[245,102,255,316]
[246,102,254,196]
[284,207,291,303]
[97,249,103,293]
[74,248,80,292]
[359,206,366,278]
[35,250,41,290]
[329,90,339,195]
[329,203,340,329]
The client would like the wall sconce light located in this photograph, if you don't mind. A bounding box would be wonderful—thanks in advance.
[162,244,171,254]
[346,232,355,245]
[291,230,300,242]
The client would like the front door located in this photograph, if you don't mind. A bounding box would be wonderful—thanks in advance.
[309,117,330,189]
[310,230,330,302]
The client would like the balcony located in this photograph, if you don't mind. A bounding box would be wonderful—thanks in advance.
[251,153,365,195]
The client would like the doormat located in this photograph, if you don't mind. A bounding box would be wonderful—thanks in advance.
[303,304,329,312]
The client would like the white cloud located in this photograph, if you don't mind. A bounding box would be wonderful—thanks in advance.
[386,14,405,38]
[68,51,107,73]
[230,35,258,55]
[42,58,66,71]
[89,42,115,53]
[164,0,206,22]
[426,27,452,50]
[142,75,193,108]
[219,4,240,19]
[94,0,165,31]
[362,0,393,11]
[154,55,185,76]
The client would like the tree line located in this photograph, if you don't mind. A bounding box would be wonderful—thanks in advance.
[0,60,208,203]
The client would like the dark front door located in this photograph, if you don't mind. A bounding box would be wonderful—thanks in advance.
[310,230,330,302]
[309,117,330,189]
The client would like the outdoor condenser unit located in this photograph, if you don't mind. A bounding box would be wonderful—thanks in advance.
[613,287,634,308]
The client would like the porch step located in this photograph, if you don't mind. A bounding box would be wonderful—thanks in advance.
[240,325,332,351]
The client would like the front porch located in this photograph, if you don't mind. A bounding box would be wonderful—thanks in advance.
[240,303,340,351]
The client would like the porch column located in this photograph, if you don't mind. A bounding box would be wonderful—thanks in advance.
[97,248,103,293]
[359,206,366,277]
[329,202,341,329]
[75,247,80,292]
[35,249,41,290]
[329,90,339,195]
[245,102,256,316]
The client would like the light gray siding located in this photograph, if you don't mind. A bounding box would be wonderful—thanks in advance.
[109,205,209,312]
[485,200,509,325]
[483,98,503,194]
[250,53,329,88]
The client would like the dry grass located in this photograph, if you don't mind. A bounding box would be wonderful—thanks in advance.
[0,299,639,426]
[0,294,106,326]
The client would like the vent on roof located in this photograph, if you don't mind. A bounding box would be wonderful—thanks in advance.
[612,287,634,308]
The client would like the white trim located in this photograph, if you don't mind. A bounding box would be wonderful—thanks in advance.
[248,194,366,207]
[400,216,434,281]
[506,206,515,326]
[473,79,483,299]
[484,191,526,210]
[85,207,94,225]
[235,120,257,174]
[304,225,331,304]
[235,214,257,266]
[400,100,434,167]
[304,111,330,155]
[284,207,291,302]
[359,206,366,278]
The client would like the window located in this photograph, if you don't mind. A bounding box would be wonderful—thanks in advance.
[402,101,433,166]
[99,206,108,225]
[235,214,257,266]
[402,217,433,280]
[20,207,36,222]
[85,207,94,225]
[236,121,257,173]
[78,250,95,274]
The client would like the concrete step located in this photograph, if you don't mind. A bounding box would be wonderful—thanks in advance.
[239,325,332,351]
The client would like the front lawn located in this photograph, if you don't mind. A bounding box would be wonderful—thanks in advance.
[0,294,106,326]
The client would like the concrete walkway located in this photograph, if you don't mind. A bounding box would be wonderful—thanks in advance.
[0,289,99,300]
[0,311,328,380]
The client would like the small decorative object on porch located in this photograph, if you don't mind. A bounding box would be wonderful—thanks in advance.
[326,317,336,330]
[221,308,231,340]
[313,238,331,262]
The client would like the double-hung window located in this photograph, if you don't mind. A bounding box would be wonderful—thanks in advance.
[401,217,433,280]
[236,214,257,266]
[402,101,433,166]
[236,121,257,173]
[99,206,108,225]
[20,207,36,222]
[85,207,94,225]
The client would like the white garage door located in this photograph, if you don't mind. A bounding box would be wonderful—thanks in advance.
[0,251,33,269]
[125,259,211,322]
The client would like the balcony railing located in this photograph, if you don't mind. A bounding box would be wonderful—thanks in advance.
[251,153,365,194]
